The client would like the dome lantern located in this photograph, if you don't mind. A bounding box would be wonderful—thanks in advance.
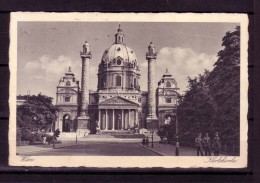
[115,24,125,44]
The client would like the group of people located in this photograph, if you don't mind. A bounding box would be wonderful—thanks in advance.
[142,137,150,147]
[195,132,221,156]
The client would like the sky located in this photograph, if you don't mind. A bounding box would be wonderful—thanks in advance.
[17,22,239,101]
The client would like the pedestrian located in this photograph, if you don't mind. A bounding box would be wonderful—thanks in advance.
[42,136,47,145]
[145,137,149,148]
[195,133,204,156]
[203,133,211,156]
[142,137,145,146]
[212,132,221,156]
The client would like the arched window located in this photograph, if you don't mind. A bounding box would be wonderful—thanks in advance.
[166,81,171,87]
[117,59,122,65]
[116,75,121,86]
[134,78,136,88]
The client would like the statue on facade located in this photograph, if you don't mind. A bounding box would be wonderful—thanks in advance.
[96,120,101,134]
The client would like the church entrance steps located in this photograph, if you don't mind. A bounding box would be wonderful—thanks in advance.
[99,130,135,135]
[58,132,145,142]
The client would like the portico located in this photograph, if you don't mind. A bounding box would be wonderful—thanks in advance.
[98,96,139,130]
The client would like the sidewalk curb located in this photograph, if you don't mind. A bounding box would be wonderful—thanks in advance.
[53,143,83,149]
[138,144,165,156]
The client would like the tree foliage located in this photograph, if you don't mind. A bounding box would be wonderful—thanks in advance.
[17,94,57,141]
[177,26,240,153]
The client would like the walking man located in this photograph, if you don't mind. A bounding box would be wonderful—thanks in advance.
[145,137,149,148]
[142,137,145,146]
[203,133,211,156]
[212,132,221,156]
[195,133,204,156]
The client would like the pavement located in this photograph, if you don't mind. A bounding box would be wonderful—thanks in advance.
[138,142,197,156]
[16,141,80,155]
[139,142,225,156]
[21,141,159,156]
[17,140,225,156]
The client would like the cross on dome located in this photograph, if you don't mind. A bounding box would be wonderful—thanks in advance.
[117,24,122,32]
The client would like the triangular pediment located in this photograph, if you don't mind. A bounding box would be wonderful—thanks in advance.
[99,96,138,106]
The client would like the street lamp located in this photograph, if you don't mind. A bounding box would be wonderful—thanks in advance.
[76,131,78,144]
[151,126,154,148]
[175,99,179,156]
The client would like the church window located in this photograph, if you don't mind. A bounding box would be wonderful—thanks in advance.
[116,75,121,86]
[117,59,122,65]
[166,81,171,87]
[134,78,137,87]
[165,98,172,103]
[138,98,141,103]
[65,96,71,102]
[66,81,71,86]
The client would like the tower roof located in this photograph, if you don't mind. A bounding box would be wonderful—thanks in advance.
[162,68,172,78]
[65,66,75,76]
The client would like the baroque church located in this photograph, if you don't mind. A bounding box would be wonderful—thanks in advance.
[55,25,180,134]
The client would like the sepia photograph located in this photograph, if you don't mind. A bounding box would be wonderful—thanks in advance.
[9,13,248,168]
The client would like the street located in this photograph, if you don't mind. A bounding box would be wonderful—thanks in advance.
[29,141,159,156]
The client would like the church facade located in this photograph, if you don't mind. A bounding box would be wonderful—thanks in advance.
[55,26,180,134]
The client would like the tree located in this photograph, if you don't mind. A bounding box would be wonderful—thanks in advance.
[207,26,240,148]
[177,70,217,146]
[17,94,57,141]
[176,26,240,153]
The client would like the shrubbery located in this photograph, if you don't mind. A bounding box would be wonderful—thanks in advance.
[20,131,43,144]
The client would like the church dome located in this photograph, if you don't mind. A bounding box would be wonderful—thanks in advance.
[101,44,138,67]
[100,25,138,68]
[97,25,141,92]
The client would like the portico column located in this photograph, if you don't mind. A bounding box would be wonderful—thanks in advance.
[128,109,130,129]
[98,110,101,129]
[112,109,115,130]
[105,109,108,130]
[121,109,124,130]
[135,109,138,125]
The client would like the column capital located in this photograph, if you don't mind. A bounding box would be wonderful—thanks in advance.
[81,41,92,59]
[81,52,92,59]
[146,54,157,60]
